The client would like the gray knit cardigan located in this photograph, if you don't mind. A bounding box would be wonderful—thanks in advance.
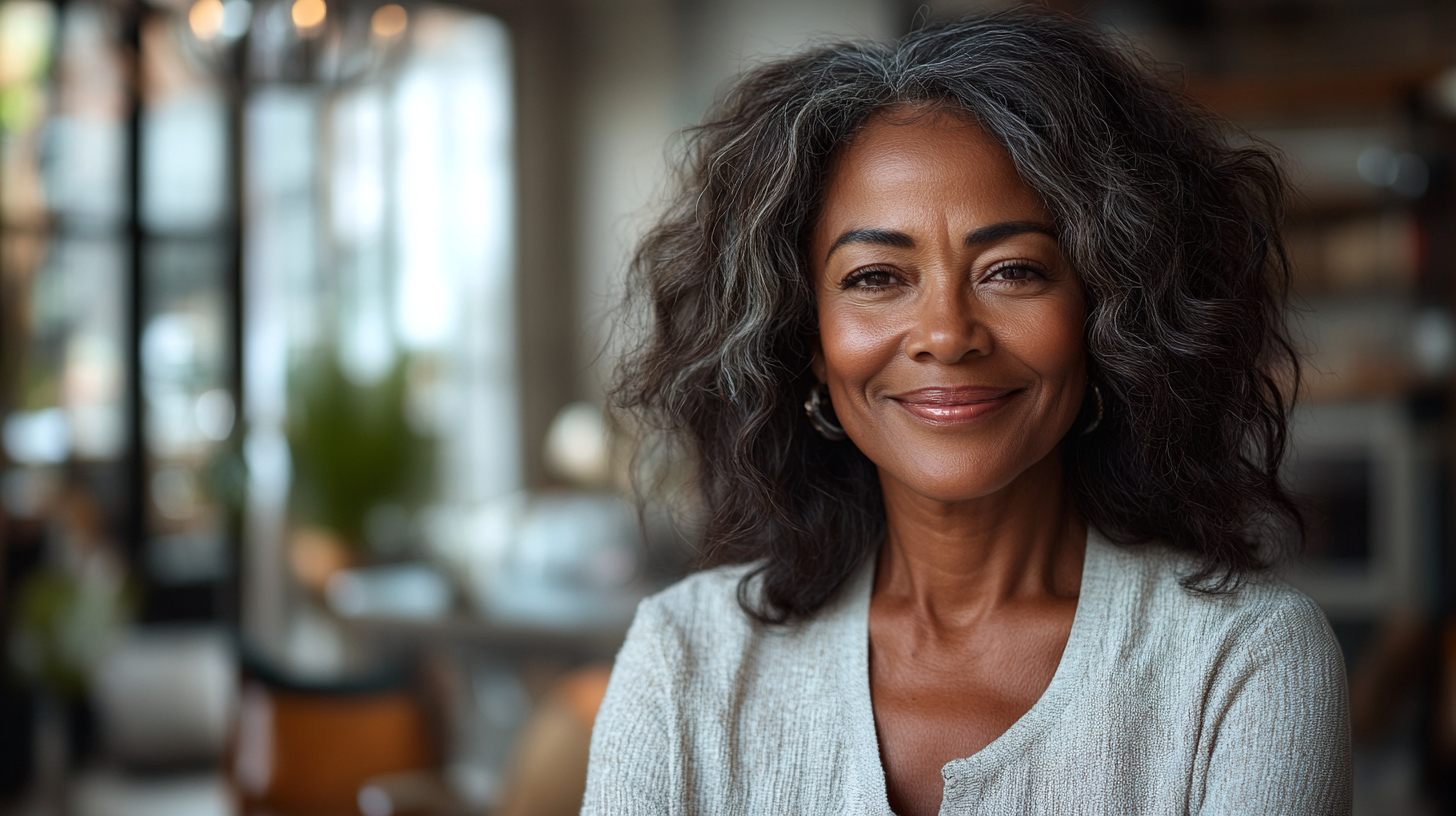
[583,530,1353,815]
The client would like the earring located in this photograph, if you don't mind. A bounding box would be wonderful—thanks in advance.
[804,383,847,441]
[1081,384,1104,436]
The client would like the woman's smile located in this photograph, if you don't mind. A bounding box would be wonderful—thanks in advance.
[887,385,1023,426]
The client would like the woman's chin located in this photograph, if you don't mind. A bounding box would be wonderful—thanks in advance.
[877,467,1032,506]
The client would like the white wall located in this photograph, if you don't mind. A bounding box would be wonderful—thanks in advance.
[572,0,900,397]
[573,0,682,397]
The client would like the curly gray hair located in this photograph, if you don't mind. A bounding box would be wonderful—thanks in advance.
[614,7,1301,623]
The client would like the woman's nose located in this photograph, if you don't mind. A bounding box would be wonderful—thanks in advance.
[904,285,991,364]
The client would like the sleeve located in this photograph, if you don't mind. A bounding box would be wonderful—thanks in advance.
[1198,595,1353,816]
[580,598,679,816]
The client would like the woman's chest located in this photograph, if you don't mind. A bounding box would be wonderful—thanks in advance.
[867,606,1075,816]
[663,603,1211,816]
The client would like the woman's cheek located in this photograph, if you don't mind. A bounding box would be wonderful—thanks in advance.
[820,304,907,387]
[1003,300,1086,429]
[1003,298,1084,367]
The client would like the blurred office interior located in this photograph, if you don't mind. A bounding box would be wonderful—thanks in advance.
[1,0,1455,813]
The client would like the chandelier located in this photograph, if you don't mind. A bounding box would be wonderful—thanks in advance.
[174,0,412,85]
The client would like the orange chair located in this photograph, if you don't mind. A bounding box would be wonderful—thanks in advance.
[230,661,438,816]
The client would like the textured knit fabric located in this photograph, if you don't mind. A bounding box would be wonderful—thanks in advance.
[582,530,1353,815]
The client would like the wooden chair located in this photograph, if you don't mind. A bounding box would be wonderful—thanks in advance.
[229,656,438,816]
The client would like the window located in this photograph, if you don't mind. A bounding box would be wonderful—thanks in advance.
[241,7,519,650]
[0,0,521,647]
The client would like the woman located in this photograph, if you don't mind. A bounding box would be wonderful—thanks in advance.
[585,9,1350,815]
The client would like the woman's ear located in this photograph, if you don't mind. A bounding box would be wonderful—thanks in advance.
[810,337,827,384]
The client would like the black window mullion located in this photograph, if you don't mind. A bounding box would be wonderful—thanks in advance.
[123,2,146,569]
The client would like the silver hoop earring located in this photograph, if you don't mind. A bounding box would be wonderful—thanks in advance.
[804,383,847,441]
[1081,384,1104,436]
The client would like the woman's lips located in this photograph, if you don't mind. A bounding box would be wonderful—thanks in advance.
[889,386,1021,424]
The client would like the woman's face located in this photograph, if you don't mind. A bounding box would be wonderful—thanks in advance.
[809,109,1086,504]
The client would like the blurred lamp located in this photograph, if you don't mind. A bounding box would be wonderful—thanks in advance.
[189,0,224,40]
[188,0,252,42]
[291,0,326,32]
[370,3,406,39]
[544,402,611,488]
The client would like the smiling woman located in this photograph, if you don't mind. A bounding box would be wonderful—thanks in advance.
[810,111,1086,508]
[588,8,1350,816]
[808,112,1094,812]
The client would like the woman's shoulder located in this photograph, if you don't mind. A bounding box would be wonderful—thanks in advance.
[1065,537,1351,814]
[1094,535,1339,662]
[635,562,759,632]
[621,563,767,668]
[623,560,860,676]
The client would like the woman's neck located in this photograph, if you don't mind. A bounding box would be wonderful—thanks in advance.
[874,450,1086,627]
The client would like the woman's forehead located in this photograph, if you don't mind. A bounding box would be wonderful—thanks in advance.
[813,110,1049,248]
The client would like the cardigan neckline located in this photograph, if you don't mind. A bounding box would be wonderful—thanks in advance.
[836,528,1113,812]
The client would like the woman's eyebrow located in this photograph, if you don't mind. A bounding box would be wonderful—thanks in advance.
[965,221,1056,245]
[825,221,1056,263]
[824,228,914,262]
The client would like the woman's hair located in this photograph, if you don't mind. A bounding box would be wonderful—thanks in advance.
[612,7,1302,624]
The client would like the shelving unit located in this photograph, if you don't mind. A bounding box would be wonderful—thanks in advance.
[1191,57,1456,814]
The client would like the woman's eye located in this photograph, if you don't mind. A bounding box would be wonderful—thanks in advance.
[988,263,1045,283]
[841,268,898,289]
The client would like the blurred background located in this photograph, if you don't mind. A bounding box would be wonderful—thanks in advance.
[0,0,1454,813]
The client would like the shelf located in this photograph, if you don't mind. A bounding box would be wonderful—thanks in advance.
[1187,62,1446,122]
[333,608,634,657]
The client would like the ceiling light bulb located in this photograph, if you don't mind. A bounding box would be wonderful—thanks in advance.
[291,0,326,30]
[188,0,225,40]
[370,4,407,39]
